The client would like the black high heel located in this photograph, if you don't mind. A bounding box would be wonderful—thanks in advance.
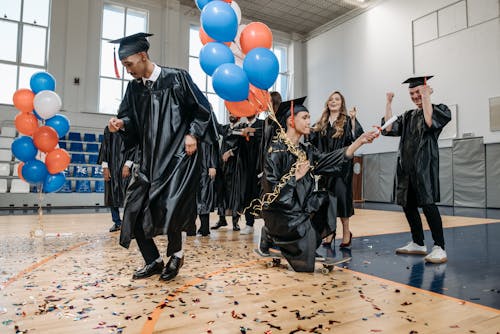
[322,232,336,247]
[339,232,352,249]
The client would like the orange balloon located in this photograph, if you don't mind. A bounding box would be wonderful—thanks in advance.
[13,89,35,113]
[33,126,59,153]
[199,26,231,46]
[248,85,271,113]
[240,22,273,54]
[223,0,231,2]
[17,162,25,182]
[14,112,39,135]
[225,100,258,118]
[45,148,70,174]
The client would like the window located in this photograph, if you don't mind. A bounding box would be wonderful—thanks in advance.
[99,3,148,114]
[188,25,290,123]
[0,0,50,105]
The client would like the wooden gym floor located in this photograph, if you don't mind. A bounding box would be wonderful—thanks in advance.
[0,208,499,333]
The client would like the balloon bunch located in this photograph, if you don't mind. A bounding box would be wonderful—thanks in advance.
[196,0,278,117]
[11,72,71,193]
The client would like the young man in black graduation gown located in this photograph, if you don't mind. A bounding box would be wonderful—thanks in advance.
[382,76,451,264]
[196,141,219,236]
[261,97,377,272]
[108,33,217,281]
[97,126,134,232]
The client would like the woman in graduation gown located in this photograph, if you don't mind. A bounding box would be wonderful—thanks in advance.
[261,97,377,272]
[309,91,364,248]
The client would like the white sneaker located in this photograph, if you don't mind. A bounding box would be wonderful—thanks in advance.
[424,246,447,264]
[240,225,253,235]
[395,241,427,255]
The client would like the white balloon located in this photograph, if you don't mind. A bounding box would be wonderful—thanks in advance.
[33,90,62,120]
[230,23,246,65]
[231,1,241,25]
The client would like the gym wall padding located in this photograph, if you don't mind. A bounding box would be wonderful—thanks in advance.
[486,143,500,208]
[438,148,453,206]
[362,152,397,203]
[452,137,486,208]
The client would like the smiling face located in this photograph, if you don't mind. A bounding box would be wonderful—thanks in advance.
[121,52,148,79]
[327,92,344,113]
[409,86,423,108]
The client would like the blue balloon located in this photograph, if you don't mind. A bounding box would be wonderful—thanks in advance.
[43,172,66,193]
[212,63,249,102]
[22,160,48,184]
[30,72,56,94]
[11,136,38,162]
[201,1,238,42]
[46,114,70,138]
[199,42,235,76]
[195,0,212,10]
[243,48,280,90]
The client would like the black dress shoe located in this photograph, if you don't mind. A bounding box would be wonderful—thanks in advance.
[132,261,164,279]
[210,221,228,230]
[232,223,240,231]
[159,255,184,281]
[109,224,121,232]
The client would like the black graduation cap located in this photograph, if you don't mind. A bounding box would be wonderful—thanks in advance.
[275,96,308,128]
[110,32,153,60]
[402,75,434,88]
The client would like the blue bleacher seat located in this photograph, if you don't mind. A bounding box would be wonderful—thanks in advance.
[88,154,99,164]
[58,180,73,193]
[58,141,67,149]
[73,166,88,177]
[94,180,105,193]
[75,180,91,193]
[98,134,104,143]
[71,153,86,164]
[68,132,82,141]
[91,166,103,178]
[86,143,99,152]
[70,142,83,152]
[83,133,96,142]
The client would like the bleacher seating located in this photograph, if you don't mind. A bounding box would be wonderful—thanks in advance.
[70,142,84,152]
[0,149,12,162]
[71,153,86,164]
[0,179,7,193]
[86,143,99,152]
[98,134,104,142]
[68,132,82,141]
[58,141,67,149]
[91,165,103,178]
[94,180,105,193]
[0,163,10,176]
[83,133,96,142]
[88,154,99,164]
[10,179,30,193]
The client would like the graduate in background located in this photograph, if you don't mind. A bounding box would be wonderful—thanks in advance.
[196,141,219,236]
[260,97,377,272]
[108,33,217,281]
[97,126,134,232]
[382,76,451,264]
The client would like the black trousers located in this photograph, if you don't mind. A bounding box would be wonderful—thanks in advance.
[134,221,182,264]
[402,182,445,249]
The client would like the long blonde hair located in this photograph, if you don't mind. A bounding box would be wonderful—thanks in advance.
[314,91,347,138]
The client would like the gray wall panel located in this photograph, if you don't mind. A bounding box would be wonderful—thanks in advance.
[363,154,380,202]
[486,143,500,208]
[438,148,453,206]
[378,152,397,203]
[453,138,486,207]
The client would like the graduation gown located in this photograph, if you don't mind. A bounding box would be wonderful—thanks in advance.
[97,126,133,207]
[262,140,350,272]
[308,116,364,217]
[117,67,216,249]
[382,104,451,207]
[240,119,264,208]
[197,141,219,215]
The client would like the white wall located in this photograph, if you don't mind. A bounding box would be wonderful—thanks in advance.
[306,0,500,154]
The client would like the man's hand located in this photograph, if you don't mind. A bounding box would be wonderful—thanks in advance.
[222,150,233,162]
[185,134,197,156]
[208,168,216,179]
[122,165,131,178]
[386,92,395,103]
[295,160,310,181]
[417,85,433,99]
[108,118,124,133]
[103,168,110,181]
[241,127,256,136]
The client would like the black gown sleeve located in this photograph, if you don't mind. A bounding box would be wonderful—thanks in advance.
[310,145,350,176]
[97,127,110,165]
[427,104,451,131]
[264,148,298,210]
[381,114,403,137]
